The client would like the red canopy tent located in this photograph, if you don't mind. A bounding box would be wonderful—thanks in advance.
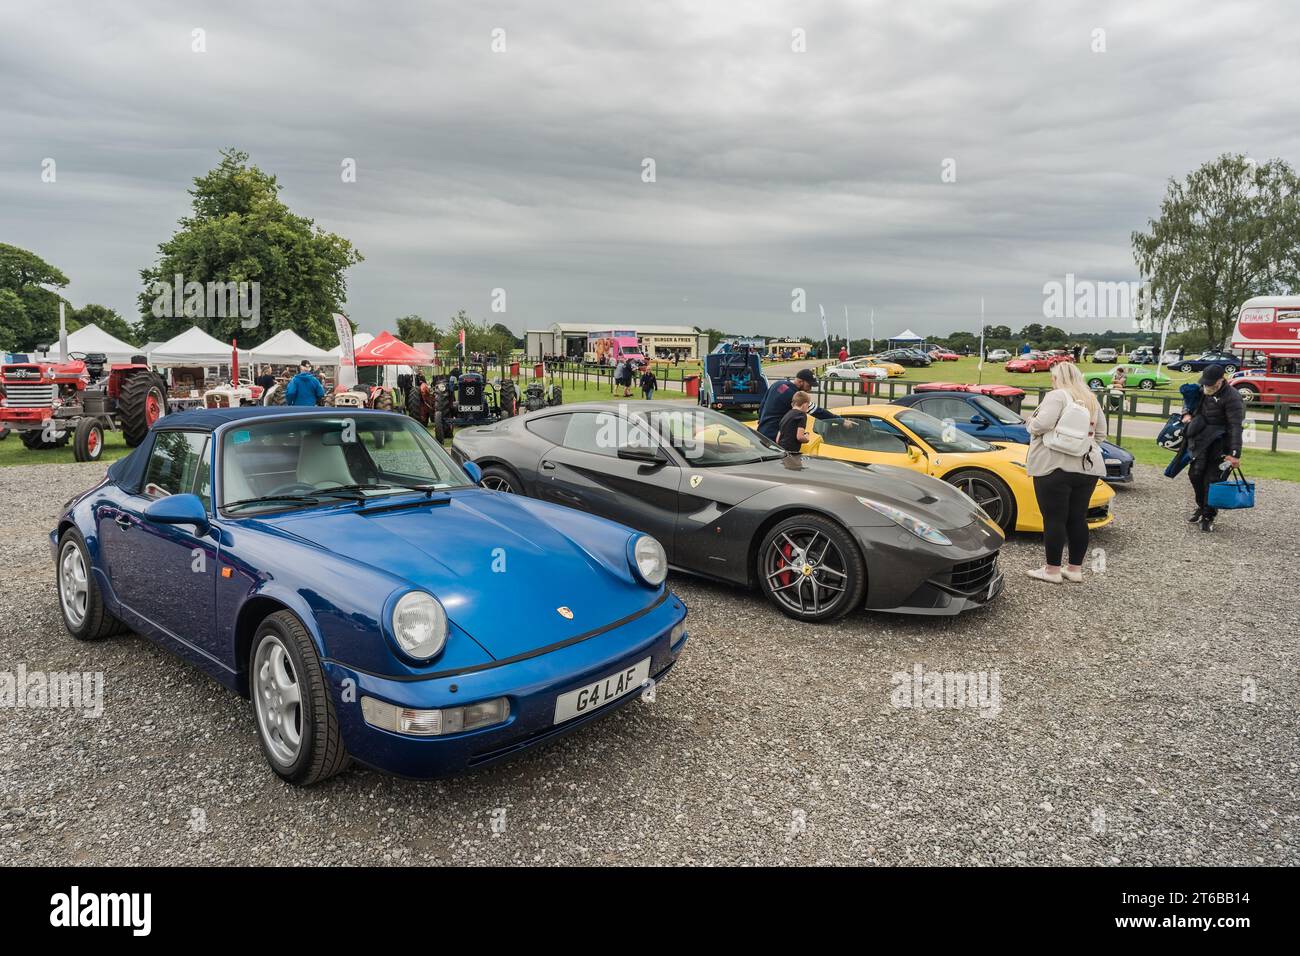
[354,331,433,366]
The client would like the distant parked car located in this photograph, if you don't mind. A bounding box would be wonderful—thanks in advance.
[1127,347,1156,365]
[928,348,960,361]
[1006,351,1070,373]
[1092,348,1118,363]
[877,348,932,368]
[823,360,888,381]
[1173,350,1243,374]
[1085,364,1172,391]
[985,349,1011,363]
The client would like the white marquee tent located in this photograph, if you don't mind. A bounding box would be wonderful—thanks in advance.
[248,329,335,365]
[41,323,142,365]
[147,326,249,366]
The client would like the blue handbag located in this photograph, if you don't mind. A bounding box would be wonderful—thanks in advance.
[1207,466,1255,510]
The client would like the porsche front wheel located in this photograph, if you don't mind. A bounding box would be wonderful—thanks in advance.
[57,530,127,640]
[250,611,350,786]
[757,515,866,622]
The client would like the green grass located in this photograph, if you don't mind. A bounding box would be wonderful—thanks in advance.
[1119,437,1300,483]
[867,356,1202,391]
[0,428,134,468]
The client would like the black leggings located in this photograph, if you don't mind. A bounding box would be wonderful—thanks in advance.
[1032,469,1098,567]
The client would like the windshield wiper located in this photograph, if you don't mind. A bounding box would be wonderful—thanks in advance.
[224,494,323,512]
[326,481,445,498]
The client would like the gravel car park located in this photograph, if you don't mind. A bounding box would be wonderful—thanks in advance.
[2,460,1297,866]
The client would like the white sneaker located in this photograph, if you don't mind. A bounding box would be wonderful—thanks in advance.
[1061,568,1083,583]
[1025,567,1063,583]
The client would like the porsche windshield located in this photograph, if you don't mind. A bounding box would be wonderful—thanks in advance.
[220,415,470,512]
[896,409,996,453]
[632,408,784,466]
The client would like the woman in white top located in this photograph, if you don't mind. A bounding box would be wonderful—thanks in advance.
[1024,361,1107,583]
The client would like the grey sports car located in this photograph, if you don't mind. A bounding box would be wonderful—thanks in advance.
[450,402,1005,621]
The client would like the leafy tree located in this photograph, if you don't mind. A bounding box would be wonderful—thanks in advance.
[395,314,442,347]
[0,243,69,348]
[1132,153,1300,348]
[137,148,363,347]
[0,289,31,352]
[69,304,138,345]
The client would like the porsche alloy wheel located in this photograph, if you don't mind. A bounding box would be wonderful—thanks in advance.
[758,515,866,622]
[56,531,126,640]
[250,612,349,785]
[59,541,88,628]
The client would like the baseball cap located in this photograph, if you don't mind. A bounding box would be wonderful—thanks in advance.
[795,368,818,386]
[1199,364,1225,385]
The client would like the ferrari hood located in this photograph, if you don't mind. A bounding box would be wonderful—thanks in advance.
[261,490,654,658]
[718,456,985,529]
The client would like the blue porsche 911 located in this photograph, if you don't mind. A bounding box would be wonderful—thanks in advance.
[51,407,687,784]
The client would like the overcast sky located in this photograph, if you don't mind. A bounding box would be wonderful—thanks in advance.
[2,0,1297,342]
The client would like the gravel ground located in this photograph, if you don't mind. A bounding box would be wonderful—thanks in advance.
[1,460,1297,866]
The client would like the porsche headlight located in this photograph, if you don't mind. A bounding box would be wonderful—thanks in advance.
[391,591,447,660]
[629,534,668,586]
[856,496,952,546]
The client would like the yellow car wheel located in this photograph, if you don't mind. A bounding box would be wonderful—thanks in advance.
[945,468,1016,533]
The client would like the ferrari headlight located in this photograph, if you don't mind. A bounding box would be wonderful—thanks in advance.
[391,591,447,660]
[856,496,952,546]
[629,534,668,586]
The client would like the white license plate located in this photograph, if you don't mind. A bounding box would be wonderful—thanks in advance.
[553,657,651,725]
[461,404,484,413]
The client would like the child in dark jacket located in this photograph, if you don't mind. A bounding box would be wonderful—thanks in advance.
[1160,382,1204,478]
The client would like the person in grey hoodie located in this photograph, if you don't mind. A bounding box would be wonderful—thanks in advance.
[1024,361,1107,583]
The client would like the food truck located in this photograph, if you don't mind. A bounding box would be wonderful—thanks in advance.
[586,330,646,367]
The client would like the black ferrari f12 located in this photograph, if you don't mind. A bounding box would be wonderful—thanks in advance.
[450,402,1005,621]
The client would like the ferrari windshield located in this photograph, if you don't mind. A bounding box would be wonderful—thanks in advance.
[896,409,996,453]
[630,407,784,466]
[220,414,471,512]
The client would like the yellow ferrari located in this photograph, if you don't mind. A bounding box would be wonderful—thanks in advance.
[775,404,1114,534]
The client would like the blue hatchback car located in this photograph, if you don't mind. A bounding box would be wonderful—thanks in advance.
[892,391,1135,483]
[51,407,687,784]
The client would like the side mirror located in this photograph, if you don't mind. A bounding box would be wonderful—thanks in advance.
[907,446,924,463]
[143,493,210,532]
[462,461,483,484]
[970,414,990,428]
[617,444,664,464]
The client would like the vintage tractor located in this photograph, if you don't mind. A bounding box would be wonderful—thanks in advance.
[522,379,563,412]
[0,352,168,461]
[407,369,518,442]
[331,382,396,411]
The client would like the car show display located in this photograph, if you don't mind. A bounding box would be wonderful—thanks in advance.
[451,402,1006,620]
[51,406,687,784]
[1084,364,1172,390]
[782,404,1115,533]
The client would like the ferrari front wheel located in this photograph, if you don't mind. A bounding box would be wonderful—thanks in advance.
[757,514,866,622]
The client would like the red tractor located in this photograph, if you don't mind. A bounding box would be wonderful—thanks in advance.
[0,352,168,462]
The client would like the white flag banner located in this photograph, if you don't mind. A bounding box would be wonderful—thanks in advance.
[1155,284,1181,377]
[333,312,357,390]
[844,306,851,350]
[978,298,986,373]
[819,304,830,357]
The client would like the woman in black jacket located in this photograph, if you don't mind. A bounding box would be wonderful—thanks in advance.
[1182,365,1244,532]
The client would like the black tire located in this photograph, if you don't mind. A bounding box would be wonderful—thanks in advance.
[433,408,450,443]
[499,381,518,418]
[20,429,69,450]
[549,385,563,406]
[405,385,427,424]
[118,372,167,447]
[945,468,1016,532]
[56,530,128,640]
[249,610,350,786]
[480,464,523,493]
[756,514,866,622]
[73,418,105,462]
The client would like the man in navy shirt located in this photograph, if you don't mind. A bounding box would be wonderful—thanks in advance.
[757,368,837,441]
